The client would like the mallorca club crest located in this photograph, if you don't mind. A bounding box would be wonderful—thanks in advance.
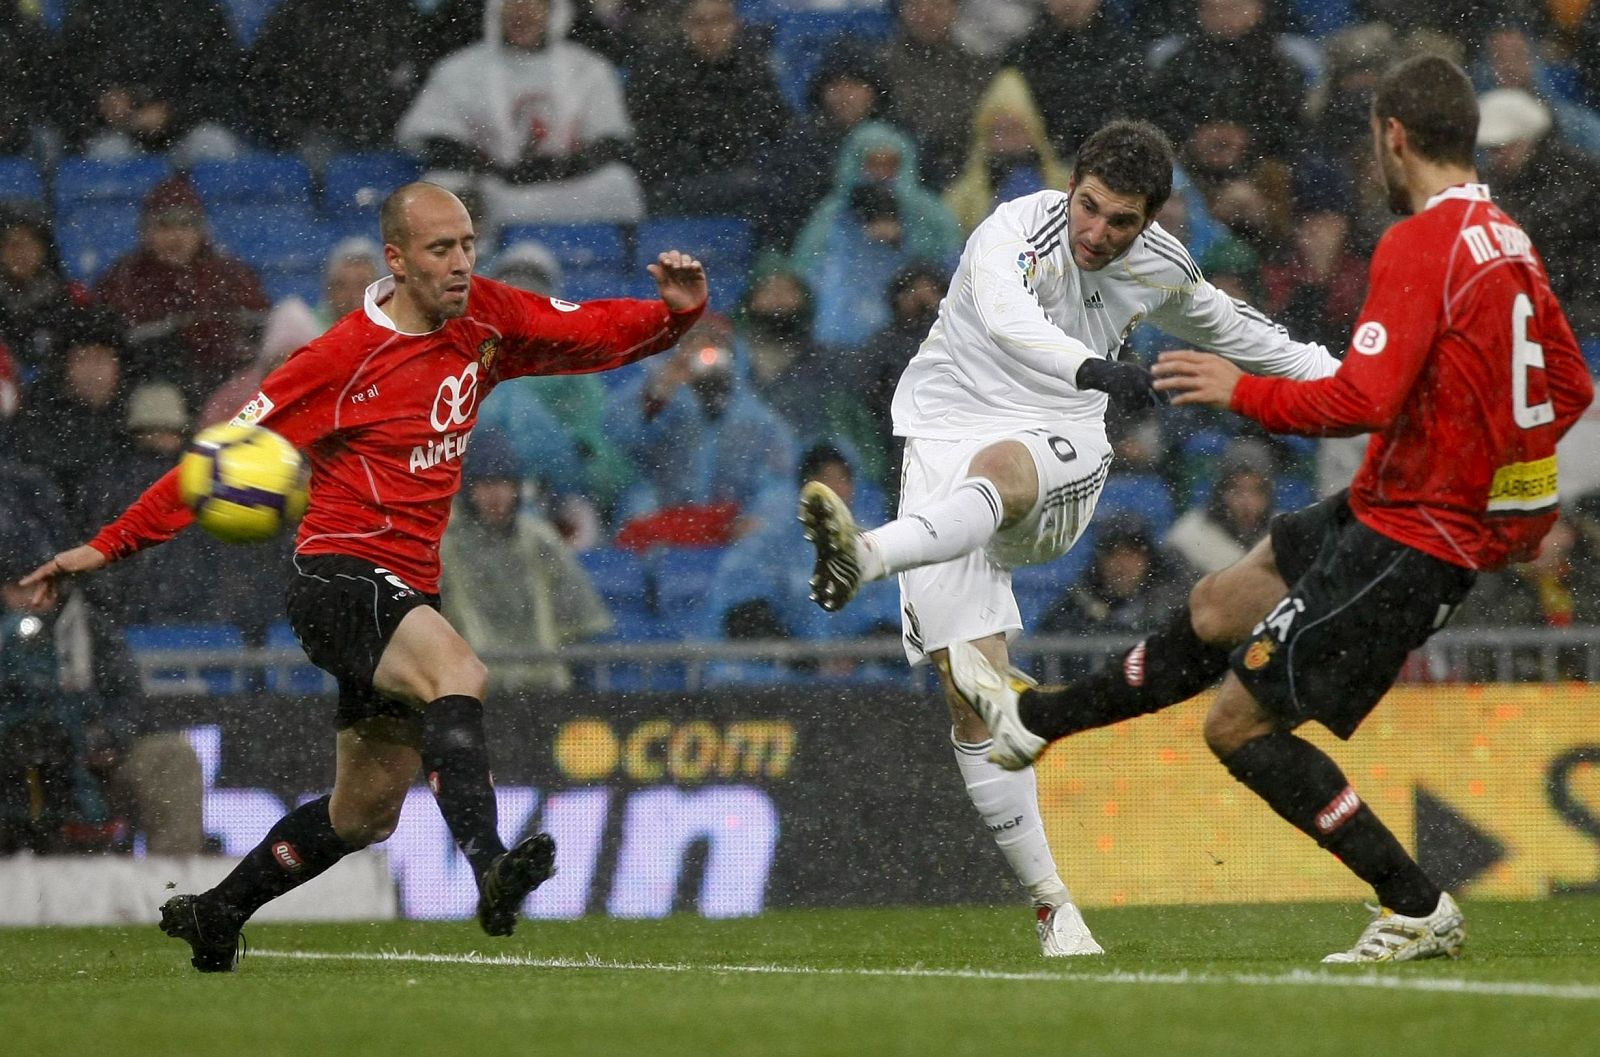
[1016,249,1038,292]
[477,337,499,375]
[1242,637,1276,671]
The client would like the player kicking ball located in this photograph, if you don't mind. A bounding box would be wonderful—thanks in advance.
[21,183,708,970]
[947,55,1592,963]
[801,119,1340,956]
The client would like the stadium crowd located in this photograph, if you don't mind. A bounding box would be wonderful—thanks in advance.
[2,0,1599,850]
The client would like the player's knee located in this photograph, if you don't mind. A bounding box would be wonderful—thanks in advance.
[455,652,490,699]
[331,790,407,847]
[421,646,488,702]
[1202,698,1273,759]
[966,443,1034,521]
[1188,575,1234,645]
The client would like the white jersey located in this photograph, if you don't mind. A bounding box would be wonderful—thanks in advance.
[891,190,1341,440]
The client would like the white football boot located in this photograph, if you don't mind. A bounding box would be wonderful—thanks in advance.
[798,481,863,612]
[1322,893,1465,963]
[1036,902,1105,957]
[947,640,1047,771]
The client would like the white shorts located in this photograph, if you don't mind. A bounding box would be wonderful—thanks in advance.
[897,427,1112,665]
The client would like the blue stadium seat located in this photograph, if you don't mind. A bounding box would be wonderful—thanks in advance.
[651,546,727,624]
[221,0,280,44]
[0,157,44,204]
[1010,538,1095,626]
[1582,338,1600,373]
[636,216,754,307]
[497,223,628,274]
[322,151,422,230]
[558,269,637,304]
[768,10,896,111]
[258,265,324,307]
[636,217,754,274]
[1186,474,1316,514]
[1097,474,1177,536]
[1276,476,1316,513]
[209,203,336,272]
[125,624,246,696]
[1179,428,1233,463]
[263,621,334,695]
[53,156,170,210]
[56,201,141,283]
[577,547,648,611]
[191,154,313,206]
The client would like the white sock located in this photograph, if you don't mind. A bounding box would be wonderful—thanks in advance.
[861,478,1004,580]
[952,732,1072,907]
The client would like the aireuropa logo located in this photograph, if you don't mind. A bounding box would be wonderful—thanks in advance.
[430,362,479,432]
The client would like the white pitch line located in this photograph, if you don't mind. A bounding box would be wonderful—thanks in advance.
[252,948,1600,1001]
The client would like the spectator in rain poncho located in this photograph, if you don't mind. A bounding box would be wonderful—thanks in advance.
[472,240,635,531]
[942,68,1072,237]
[606,314,797,528]
[790,121,960,350]
[395,0,643,229]
[439,429,612,693]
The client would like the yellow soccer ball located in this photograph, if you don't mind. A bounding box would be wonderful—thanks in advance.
[178,423,308,543]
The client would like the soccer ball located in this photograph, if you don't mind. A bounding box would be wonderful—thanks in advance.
[178,423,308,543]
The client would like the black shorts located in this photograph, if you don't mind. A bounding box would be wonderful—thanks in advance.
[1231,492,1477,739]
[284,554,440,729]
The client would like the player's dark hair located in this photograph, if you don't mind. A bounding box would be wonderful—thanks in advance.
[1372,54,1478,168]
[1071,119,1175,217]
[799,443,851,485]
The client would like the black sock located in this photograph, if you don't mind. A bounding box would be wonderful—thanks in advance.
[1020,603,1230,740]
[1222,731,1441,916]
[209,795,356,927]
[421,694,506,882]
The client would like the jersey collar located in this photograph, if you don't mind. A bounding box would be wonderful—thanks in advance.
[1423,182,1492,211]
[362,275,443,336]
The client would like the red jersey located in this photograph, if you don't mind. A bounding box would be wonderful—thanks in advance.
[91,276,703,592]
[1233,184,1594,570]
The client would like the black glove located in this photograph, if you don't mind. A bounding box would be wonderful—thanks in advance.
[1074,357,1164,413]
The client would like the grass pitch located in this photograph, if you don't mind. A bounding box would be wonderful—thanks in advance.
[5,901,1599,1057]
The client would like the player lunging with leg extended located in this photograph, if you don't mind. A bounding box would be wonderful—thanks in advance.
[949,56,1593,962]
[800,120,1341,955]
[21,183,707,971]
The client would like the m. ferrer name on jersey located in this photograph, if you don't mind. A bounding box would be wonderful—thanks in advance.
[410,428,471,473]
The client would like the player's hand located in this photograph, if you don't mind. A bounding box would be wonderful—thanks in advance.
[1074,357,1164,413]
[1153,350,1245,410]
[648,251,708,313]
[16,545,106,610]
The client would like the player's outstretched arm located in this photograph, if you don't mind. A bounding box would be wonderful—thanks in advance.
[1152,350,1245,410]
[647,250,708,313]
[17,544,108,610]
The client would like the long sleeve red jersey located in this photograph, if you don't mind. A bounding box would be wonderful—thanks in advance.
[90,275,703,592]
[1232,184,1594,570]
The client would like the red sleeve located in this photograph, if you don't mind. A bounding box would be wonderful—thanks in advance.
[1537,285,1596,436]
[86,335,343,563]
[88,469,192,562]
[487,282,705,378]
[234,338,349,448]
[1232,226,1439,437]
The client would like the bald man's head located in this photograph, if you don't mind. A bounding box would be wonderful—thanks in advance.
[379,182,468,248]
[379,182,477,330]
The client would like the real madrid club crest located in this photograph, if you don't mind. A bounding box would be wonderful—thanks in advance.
[1016,249,1038,293]
[477,337,499,375]
[1242,637,1276,671]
